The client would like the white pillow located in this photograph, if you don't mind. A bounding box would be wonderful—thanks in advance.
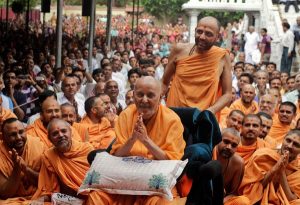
[78,152,188,200]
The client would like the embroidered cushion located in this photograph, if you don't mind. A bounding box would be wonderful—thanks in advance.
[79,152,187,200]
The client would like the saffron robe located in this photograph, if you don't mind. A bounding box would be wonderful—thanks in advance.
[32,139,93,199]
[268,116,293,145]
[229,99,259,115]
[0,136,44,204]
[166,46,227,111]
[86,104,187,205]
[239,148,300,205]
[80,116,115,149]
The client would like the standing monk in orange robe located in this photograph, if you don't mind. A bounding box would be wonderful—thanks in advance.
[32,119,94,203]
[81,96,115,149]
[213,128,250,205]
[236,114,270,165]
[0,118,44,205]
[162,16,232,117]
[239,129,300,205]
[86,76,187,205]
[268,101,296,145]
[26,99,82,148]
[229,84,259,115]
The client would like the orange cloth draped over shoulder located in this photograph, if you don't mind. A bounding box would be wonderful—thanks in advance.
[264,135,278,149]
[219,106,231,130]
[32,139,93,199]
[229,99,259,115]
[26,118,82,148]
[86,104,186,205]
[80,116,115,149]
[72,122,89,141]
[268,116,292,145]
[0,136,44,204]
[239,148,300,205]
[166,46,227,113]
[236,138,270,165]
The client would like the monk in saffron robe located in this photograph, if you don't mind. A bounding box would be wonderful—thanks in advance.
[257,112,278,149]
[0,96,17,139]
[86,76,186,205]
[162,16,232,116]
[32,119,94,203]
[221,109,244,131]
[236,114,270,165]
[26,99,81,148]
[268,102,296,145]
[213,128,250,205]
[239,129,300,205]
[229,84,259,115]
[219,87,237,129]
[81,96,115,149]
[0,118,44,205]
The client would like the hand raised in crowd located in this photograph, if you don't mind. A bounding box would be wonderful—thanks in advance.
[10,148,27,173]
[25,75,37,86]
[7,84,14,97]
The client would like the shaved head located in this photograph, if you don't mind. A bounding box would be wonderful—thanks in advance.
[198,16,221,32]
[134,76,162,121]
[135,76,161,94]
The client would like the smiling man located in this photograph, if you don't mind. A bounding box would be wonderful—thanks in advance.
[268,101,296,145]
[87,76,187,204]
[239,129,300,204]
[32,119,94,203]
[162,16,232,116]
[236,114,270,165]
[0,118,44,204]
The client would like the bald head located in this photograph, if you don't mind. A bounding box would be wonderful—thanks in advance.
[198,16,221,32]
[61,103,77,125]
[134,76,162,121]
[241,84,256,105]
[41,98,61,125]
[47,118,72,153]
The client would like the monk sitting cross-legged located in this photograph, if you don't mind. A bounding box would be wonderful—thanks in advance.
[0,118,44,205]
[213,128,250,205]
[239,129,300,204]
[86,76,187,205]
[236,114,271,165]
[31,119,94,203]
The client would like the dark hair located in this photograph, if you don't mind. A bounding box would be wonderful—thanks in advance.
[127,68,142,79]
[287,76,295,82]
[257,112,272,120]
[2,118,18,133]
[279,101,297,114]
[92,68,102,77]
[267,62,277,69]
[84,96,98,114]
[269,77,281,85]
[282,22,290,29]
[240,72,254,84]
[261,28,267,33]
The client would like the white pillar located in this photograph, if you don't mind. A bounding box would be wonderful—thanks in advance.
[187,10,200,43]
[253,12,261,32]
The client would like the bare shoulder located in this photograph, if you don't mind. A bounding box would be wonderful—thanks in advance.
[231,154,245,168]
[170,43,194,56]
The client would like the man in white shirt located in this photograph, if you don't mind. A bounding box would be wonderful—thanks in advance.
[56,75,86,119]
[244,26,260,64]
[280,22,295,74]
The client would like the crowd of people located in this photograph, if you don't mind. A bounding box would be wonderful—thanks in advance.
[0,9,300,205]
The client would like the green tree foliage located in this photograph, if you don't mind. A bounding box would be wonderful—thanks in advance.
[142,0,189,23]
